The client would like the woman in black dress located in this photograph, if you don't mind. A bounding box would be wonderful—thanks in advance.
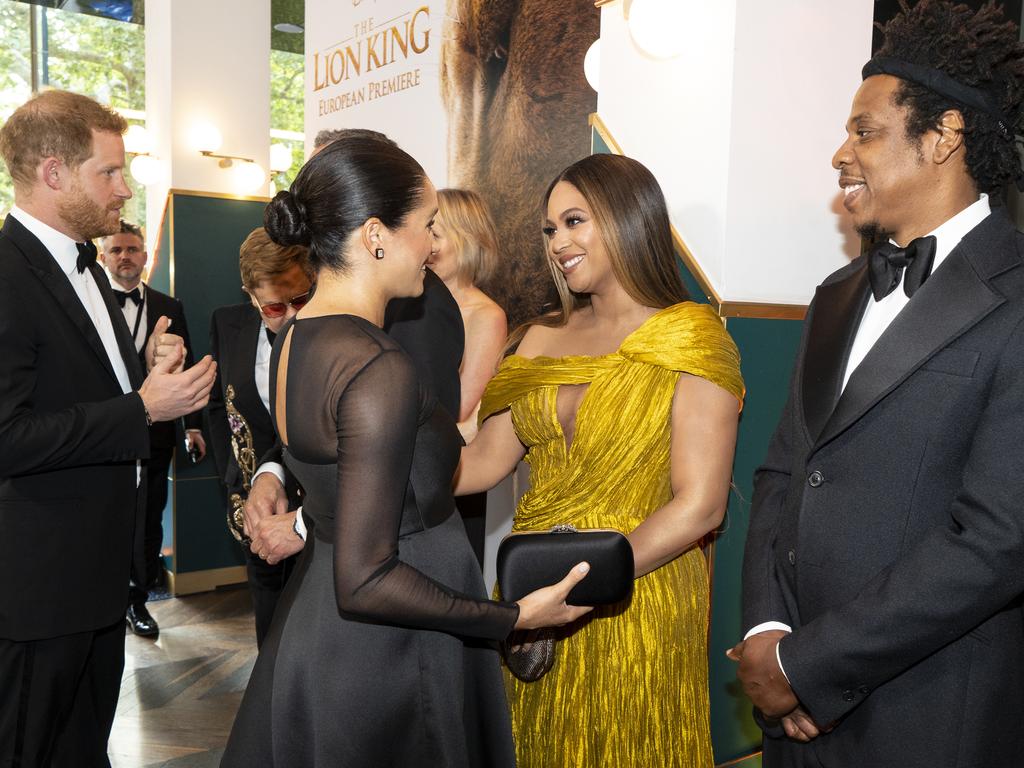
[221,132,591,768]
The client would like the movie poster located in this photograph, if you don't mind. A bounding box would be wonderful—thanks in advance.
[306,0,599,328]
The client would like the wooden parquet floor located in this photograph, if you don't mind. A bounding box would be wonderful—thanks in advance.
[108,586,256,768]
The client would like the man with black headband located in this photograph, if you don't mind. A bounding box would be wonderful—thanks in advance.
[729,1,1024,765]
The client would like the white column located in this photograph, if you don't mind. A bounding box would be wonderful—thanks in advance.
[597,0,874,305]
[144,0,271,247]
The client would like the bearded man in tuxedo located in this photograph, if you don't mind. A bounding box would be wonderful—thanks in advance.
[0,89,217,766]
[100,219,208,638]
[730,2,1024,766]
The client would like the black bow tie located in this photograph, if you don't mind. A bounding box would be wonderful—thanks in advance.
[114,287,142,308]
[868,235,937,302]
[75,241,97,274]
[265,328,277,345]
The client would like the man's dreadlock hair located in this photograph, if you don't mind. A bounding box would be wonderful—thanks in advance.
[874,0,1024,195]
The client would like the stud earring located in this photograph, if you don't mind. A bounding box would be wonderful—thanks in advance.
[375,247,384,260]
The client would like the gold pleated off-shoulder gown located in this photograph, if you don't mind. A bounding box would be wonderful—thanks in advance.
[480,302,745,768]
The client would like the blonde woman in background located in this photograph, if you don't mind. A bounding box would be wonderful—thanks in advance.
[429,189,508,440]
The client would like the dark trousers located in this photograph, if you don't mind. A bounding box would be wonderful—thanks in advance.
[244,546,296,648]
[0,620,125,768]
[129,444,173,606]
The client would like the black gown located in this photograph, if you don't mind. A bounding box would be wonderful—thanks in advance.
[222,315,518,768]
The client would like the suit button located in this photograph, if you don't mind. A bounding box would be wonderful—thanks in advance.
[788,550,796,565]
[842,689,855,702]
[808,470,824,487]
[858,686,870,695]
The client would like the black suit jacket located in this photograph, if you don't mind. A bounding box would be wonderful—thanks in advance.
[384,269,464,420]
[0,215,151,641]
[208,303,300,510]
[142,285,201,448]
[742,210,1024,766]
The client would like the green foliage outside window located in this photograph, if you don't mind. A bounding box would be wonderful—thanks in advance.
[271,48,305,190]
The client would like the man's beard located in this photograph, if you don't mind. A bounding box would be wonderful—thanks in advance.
[57,180,119,241]
[855,221,892,245]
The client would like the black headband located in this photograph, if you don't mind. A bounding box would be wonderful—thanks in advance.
[862,56,1013,140]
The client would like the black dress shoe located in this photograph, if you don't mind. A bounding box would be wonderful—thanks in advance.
[126,603,159,637]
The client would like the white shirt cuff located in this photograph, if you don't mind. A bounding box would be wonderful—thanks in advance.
[254,461,286,486]
[294,506,307,541]
[745,622,792,684]
[744,621,792,640]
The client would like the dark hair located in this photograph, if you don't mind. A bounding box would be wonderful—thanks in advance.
[313,127,396,150]
[873,0,1024,195]
[98,219,143,250]
[506,153,689,352]
[264,132,427,272]
[117,219,143,240]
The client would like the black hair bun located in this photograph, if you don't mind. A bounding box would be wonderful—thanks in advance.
[265,190,312,246]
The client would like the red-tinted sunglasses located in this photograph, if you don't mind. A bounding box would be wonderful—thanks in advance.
[249,290,311,318]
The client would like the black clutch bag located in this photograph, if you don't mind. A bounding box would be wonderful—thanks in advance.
[496,525,634,606]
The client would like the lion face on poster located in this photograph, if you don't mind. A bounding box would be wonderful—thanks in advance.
[441,0,599,329]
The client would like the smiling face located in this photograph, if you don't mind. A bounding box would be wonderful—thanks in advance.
[380,180,438,299]
[833,75,943,245]
[100,231,147,288]
[56,130,132,241]
[543,181,611,295]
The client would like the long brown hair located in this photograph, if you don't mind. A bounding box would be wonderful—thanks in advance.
[506,153,688,352]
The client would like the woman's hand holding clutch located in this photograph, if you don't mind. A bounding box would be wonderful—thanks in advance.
[513,562,593,630]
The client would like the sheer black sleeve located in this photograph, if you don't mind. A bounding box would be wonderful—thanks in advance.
[331,348,518,640]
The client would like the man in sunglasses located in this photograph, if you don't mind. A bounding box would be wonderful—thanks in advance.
[207,227,313,646]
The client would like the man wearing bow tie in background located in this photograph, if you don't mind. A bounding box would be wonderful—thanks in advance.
[99,219,207,638]
[0,89,217,766]
[729,2,1024,766]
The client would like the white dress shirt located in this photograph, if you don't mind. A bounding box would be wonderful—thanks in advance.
[108,275,148,354]
[10,206,142,484]
[746,194,993,678]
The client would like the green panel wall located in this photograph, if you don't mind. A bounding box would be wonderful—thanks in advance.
[710,316,802,763]
[160,193,268,575]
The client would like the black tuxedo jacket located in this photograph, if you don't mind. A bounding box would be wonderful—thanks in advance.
[0,215,151,641]
[743,210,1024,766]
[208,303,300,510]
[142,285,201,449]
[384,268,464,419]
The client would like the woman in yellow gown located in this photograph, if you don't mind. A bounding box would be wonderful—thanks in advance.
[456,153,744,767]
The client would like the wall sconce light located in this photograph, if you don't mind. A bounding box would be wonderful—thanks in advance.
[121,123,164,185]
[628,0,685,59]
[269,144,294,175]
[129,153,163,186]
[199,150,267,194]
[594,0,686,60]
[191,121,267,194]
[190,120,223,154]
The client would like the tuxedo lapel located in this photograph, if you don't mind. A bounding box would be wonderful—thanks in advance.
[233,311,269,418]
[815,212,1015,449]
[3,217,122,386]
[802,261,870,442]
[89,262,145,388]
